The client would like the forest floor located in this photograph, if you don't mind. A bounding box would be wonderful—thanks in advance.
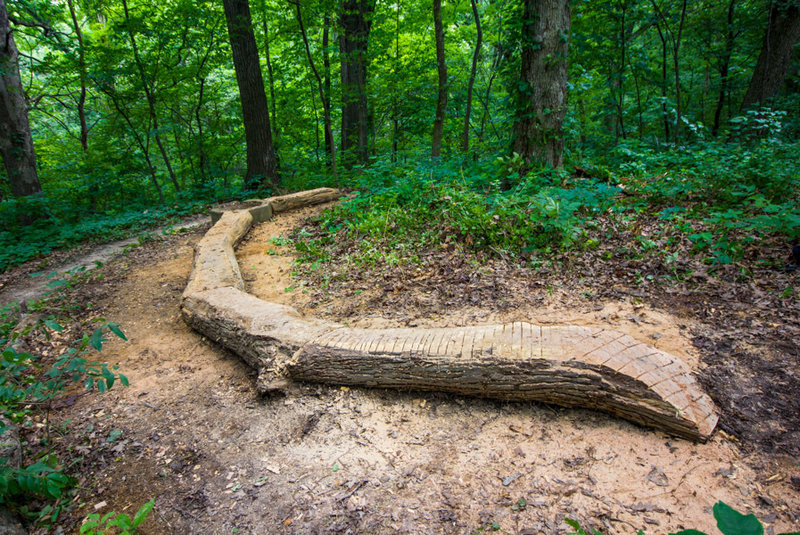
[1,202,799,535]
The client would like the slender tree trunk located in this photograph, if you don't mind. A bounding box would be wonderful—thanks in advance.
[477,44,502,150]
[392,1,400,161]
[339,0,374,167]
[673,0,687,142]
[656,21,670,141]
[712,0,736,136]
[122,0,180,193]
[431,0,448,159]
[66,0,98,210]
[293,0,338,182]
[616,1,627,139]
[260,0,280,147]
[512,0,571,170]
[322,14,332,159]
[0,0,42,201]
[222,0,279,190]
[741,0,800,109]
[462,0,482,154]
[195,77,208,179]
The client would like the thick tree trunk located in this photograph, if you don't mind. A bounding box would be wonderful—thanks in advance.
[512,0,571,170]
[223,0,279,190]
[0,0,42,199]
[741,0,800,109]
[339,0,373,167]
[431,0,447,159]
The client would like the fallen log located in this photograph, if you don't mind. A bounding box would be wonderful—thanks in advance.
[180,188,718,441]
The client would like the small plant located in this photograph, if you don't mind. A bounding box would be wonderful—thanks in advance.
[0,319,129,524]
[80,498,155,535]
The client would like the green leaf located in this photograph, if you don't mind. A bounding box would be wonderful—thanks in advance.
[107,323,127,341]
[670,530,709,535]
[714,502,763,535]
[115,513,132,531]
[43,320,63,332]
[119,374,129,387]
[90,329,104,352]
[132,499,155,528]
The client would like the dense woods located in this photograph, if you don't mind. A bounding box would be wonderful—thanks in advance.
[0,0,798,269]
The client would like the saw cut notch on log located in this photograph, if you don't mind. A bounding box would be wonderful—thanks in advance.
[180,188,719,441]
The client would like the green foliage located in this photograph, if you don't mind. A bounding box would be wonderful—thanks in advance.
[565,502,799,535]
[0,319,129,523]
[80,499,155,535]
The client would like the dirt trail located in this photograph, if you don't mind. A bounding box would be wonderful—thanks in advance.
[6,205,799,534]
[0,215,207,307]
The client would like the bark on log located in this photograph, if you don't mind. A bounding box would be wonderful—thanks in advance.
[268,187,342,213]
[180,188,718,441]
[290,324,717,440]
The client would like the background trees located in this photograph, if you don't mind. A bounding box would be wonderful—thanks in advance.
[0,0,797,256]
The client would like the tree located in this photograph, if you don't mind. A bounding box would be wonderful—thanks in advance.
[512,0,571,170]
[292,0,337,182]
[0,0,42,199]
[741,0,800,109]
[339,0,374,167]
[462,0,482,155]
[222,0,279,190]
[431,0,447,159]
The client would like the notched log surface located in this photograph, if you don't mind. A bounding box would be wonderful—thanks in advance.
[181,189,719,441]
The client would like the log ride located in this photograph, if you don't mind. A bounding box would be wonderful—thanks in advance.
[181,188,718,441]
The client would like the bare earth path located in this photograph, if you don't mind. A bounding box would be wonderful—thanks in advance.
[2,204,798,534]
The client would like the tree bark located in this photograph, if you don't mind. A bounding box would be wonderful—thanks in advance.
[322,14,333,160]
[223,0,279,190]
[431,0,447,159]
[339,0,374,167]
[512,0,571,170]
[741,0,800,109]
[0,0,42,200]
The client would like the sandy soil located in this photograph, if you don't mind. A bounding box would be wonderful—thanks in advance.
[3,204,798,534]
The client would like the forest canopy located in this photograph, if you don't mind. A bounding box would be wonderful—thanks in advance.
[0,0,798,271]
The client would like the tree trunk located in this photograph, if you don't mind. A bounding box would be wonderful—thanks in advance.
[656,21,670,142]
[0,0,42,200]
[461,0,482,154]
[712,0,736,136]
[122,0,180,194]
[294,0,338,183]
[339,0,374,167]
[431,0,447,159]
[512,0,571,170]
[322,14,333,160]
[223,0,279,190]
[260,0,280,148]
[741,0,800,110]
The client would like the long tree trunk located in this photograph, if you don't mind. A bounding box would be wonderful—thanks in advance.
[260,0,280,148]
[673,0,687,142]
[392,1,401,161]
[122,0,180,194]
[222,0,279,190]
[431,0,447,159]
[322,14,333,159]
[741,0,800,109]
[462,0,481,154]
[293,0,338,182]
[339,0,374,167]
[512,0,571,170]
[712,0,736,136]
[0,0,42,201]
[656,21,670,142]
